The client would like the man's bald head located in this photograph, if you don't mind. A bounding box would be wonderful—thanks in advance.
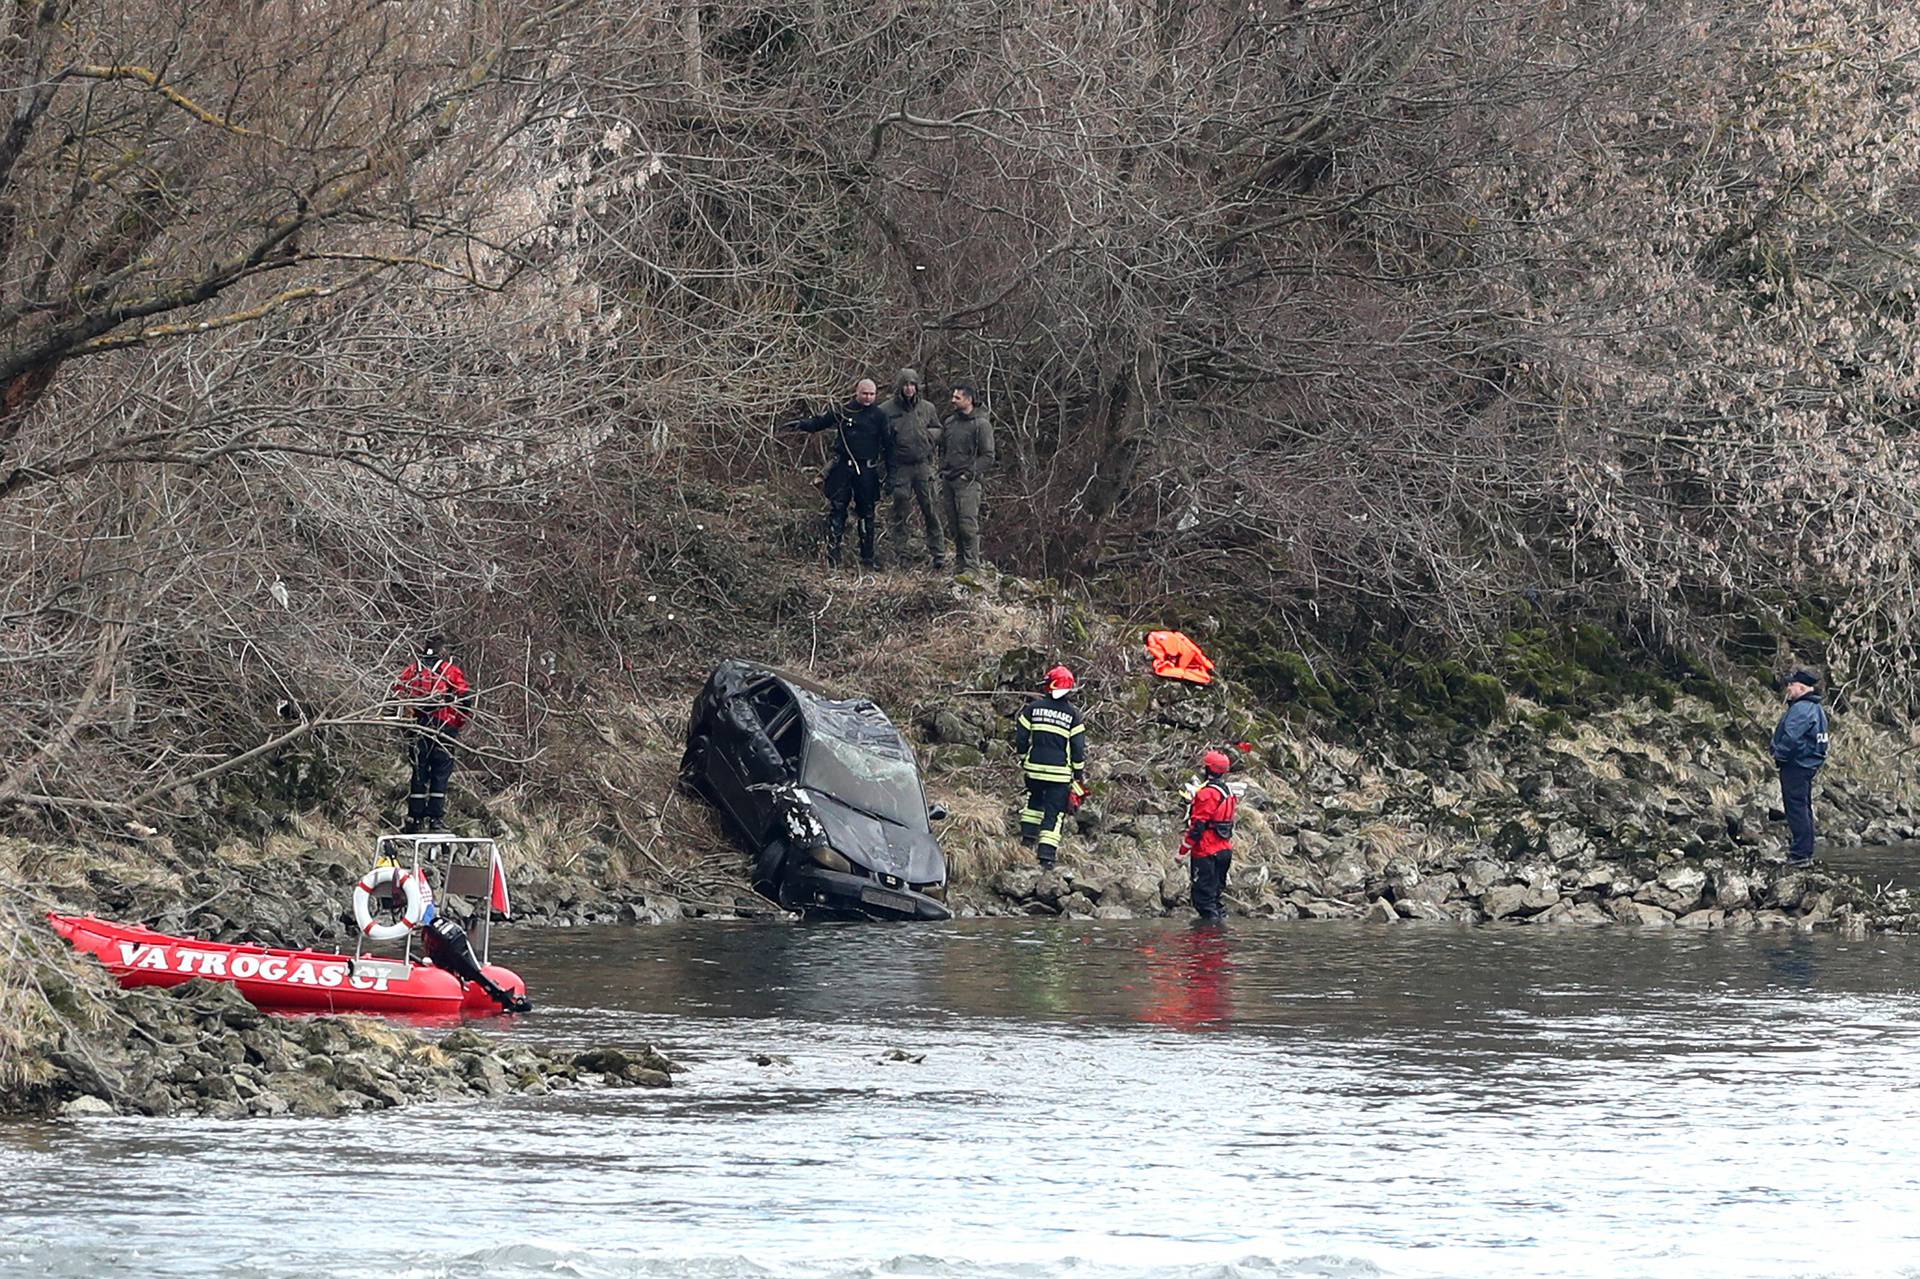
[853,378,878,405]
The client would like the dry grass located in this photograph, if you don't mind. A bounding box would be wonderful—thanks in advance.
[0,897,118,1105]
[932,781,1022,887]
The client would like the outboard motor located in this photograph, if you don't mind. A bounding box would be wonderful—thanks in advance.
[422,916,533,1013]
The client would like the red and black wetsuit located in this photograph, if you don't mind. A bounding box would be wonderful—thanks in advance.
[393,654,473,832]
[1181,778,1236,922]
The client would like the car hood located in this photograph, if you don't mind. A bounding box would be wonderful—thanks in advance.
[804,789,945,883]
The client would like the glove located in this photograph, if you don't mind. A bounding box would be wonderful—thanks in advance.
[1068,780,1087,812]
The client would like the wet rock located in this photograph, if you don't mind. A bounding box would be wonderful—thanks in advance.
[265,1071,350,1118]
[1031,869,1071,906]
[1092,902,1136,920]
[1769,872,1809,912]
[571,1045,676,1086]
[1058,890,1097,917]
[1799,891,1838,927]
[1363,898,1399,923]
[466,1054,510,1095]
[881,1048,926,1064]
[1460,859,1507,895]
[1641,864,1707,914]
[1394,899,1453,922]
[1070,866,1116,902]
[1710,868,1754,909]
[1116,871,1165,911]
[1321,853,1369,896]
[58,1095,115,1118]
[994,866,1042,901]
[1546,901,1612,927]
[1482,885,1528,920]
[1607,899,1676,927]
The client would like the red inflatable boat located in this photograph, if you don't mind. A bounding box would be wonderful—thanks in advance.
[48,913,527,1018]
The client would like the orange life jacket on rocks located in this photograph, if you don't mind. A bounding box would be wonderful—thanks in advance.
[1146,630,1215,685]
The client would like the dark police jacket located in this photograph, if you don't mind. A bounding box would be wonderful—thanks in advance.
[785,400,893,476]
[1771,692,1830,770]
[1014,694,1086,783]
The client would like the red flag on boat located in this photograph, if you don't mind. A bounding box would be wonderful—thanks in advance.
[489,849,512,916]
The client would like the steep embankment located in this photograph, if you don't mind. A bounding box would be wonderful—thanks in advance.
[9,568,1918,1118]
[14,569,1919,941]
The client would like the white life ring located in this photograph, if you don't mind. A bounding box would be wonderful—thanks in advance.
[352,865,433,941]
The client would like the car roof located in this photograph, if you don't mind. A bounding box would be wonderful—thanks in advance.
[711,657,847,704]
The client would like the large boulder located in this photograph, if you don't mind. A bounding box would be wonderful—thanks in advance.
[1641,864,1707,914]
[1607,899,1676,927]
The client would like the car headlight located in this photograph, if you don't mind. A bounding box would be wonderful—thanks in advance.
[918,883,947,902]
[808,846,853,874]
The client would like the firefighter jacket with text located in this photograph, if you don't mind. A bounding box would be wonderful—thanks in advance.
[1014,695,1086,784]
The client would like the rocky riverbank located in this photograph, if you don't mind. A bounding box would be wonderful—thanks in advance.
[14,577,1920,944]
[899,584,1920,933]
[9,575,1919,1123]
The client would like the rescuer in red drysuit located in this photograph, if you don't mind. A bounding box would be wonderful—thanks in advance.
[1179,750,1238,923]
[392,635,473,834]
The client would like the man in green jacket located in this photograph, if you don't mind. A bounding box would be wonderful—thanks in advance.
[937,384,994,575]
[879,367,944,569]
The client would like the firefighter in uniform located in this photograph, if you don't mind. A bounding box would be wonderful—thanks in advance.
[1013,665,1087,869]
[1179,749,1238,922]
[392,635,474,833]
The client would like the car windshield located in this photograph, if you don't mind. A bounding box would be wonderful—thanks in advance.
[793,688,926,829]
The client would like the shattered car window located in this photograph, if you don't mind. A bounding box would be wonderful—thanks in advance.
[793,689,926,829]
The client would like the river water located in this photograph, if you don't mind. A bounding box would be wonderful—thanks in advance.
[4,918,1920,1279]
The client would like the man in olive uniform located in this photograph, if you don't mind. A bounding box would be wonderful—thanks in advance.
[937,383,994,575]
[879,367,944,569]
[779,378,893,569]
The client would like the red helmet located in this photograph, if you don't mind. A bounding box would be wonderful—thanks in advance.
[1202,749,1232,776]
[1045,665,1076,692]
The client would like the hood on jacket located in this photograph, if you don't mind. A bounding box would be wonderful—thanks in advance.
[895,368,922,403]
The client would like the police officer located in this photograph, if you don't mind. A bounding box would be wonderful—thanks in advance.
[1179,750,1238,922]
[937,383,993,575]
[880,367,944,569]
[391,635,474,834]
[780,378,893,569]
[1770,667,1831,866]
[1013,664,1086,868]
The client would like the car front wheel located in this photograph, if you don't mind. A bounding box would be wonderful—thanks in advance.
[753,838,789,892]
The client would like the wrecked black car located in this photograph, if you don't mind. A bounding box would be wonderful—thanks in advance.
[680,660,950,921]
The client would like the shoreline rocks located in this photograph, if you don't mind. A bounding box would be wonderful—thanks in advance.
[14,970,682,1122]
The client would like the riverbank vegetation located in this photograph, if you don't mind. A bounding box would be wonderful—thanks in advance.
[8,0,1920,828]
[9,1,1920,1111]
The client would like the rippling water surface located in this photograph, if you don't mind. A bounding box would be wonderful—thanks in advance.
[5,919,1920,1279]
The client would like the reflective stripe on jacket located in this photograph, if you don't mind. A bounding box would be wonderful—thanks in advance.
[1013,695,1085,782]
